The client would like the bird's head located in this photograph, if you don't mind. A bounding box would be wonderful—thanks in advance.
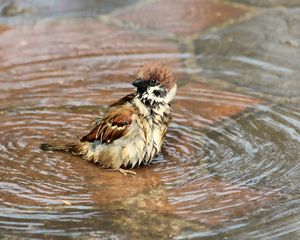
[132,62,177,106]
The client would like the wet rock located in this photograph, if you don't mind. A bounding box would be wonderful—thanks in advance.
[194,8,300,97]
[0,23,10,33]
[1,2,30,17]
[227,0,300,7]
[115,0,250,37]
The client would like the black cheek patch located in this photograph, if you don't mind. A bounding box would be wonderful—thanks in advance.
[153,89,167,97]
[153,90,160,96]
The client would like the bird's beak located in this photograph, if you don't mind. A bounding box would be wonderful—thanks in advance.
[132,78,148,92]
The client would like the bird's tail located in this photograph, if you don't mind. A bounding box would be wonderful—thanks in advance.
[40,143,79,154]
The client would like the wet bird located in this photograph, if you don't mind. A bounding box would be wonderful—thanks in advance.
[40,62,177,175]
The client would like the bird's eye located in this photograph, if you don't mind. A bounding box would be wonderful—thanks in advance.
[149,79,157,86]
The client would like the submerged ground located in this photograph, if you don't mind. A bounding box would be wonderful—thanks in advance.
[0,0,299,239]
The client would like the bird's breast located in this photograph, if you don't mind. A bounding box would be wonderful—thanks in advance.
[137,109,169,164]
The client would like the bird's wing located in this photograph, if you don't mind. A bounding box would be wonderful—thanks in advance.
[86,93,135,130]
[108,93,135,107]
[80,106,134,144]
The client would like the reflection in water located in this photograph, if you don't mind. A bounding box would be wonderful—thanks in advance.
[0,9,300,240]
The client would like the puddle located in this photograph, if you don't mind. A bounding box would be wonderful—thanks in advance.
[0,3,300,240]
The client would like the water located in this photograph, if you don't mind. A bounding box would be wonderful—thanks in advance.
[1,2,300,239]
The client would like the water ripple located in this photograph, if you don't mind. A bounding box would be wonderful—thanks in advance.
[0,12,300,240]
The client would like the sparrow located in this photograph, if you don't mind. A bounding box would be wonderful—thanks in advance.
[40,62,177,175]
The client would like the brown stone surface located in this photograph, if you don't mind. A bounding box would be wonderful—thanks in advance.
[194,8,300,97]
[0,24,10,34]
[115,0,250,36]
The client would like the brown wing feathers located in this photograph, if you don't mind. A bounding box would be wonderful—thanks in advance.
[109,93,135,107]
[81,107,133,144]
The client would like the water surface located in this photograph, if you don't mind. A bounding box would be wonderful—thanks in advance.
[0,2,300,239]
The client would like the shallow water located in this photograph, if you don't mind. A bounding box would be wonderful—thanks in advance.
[0,2,300,239]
